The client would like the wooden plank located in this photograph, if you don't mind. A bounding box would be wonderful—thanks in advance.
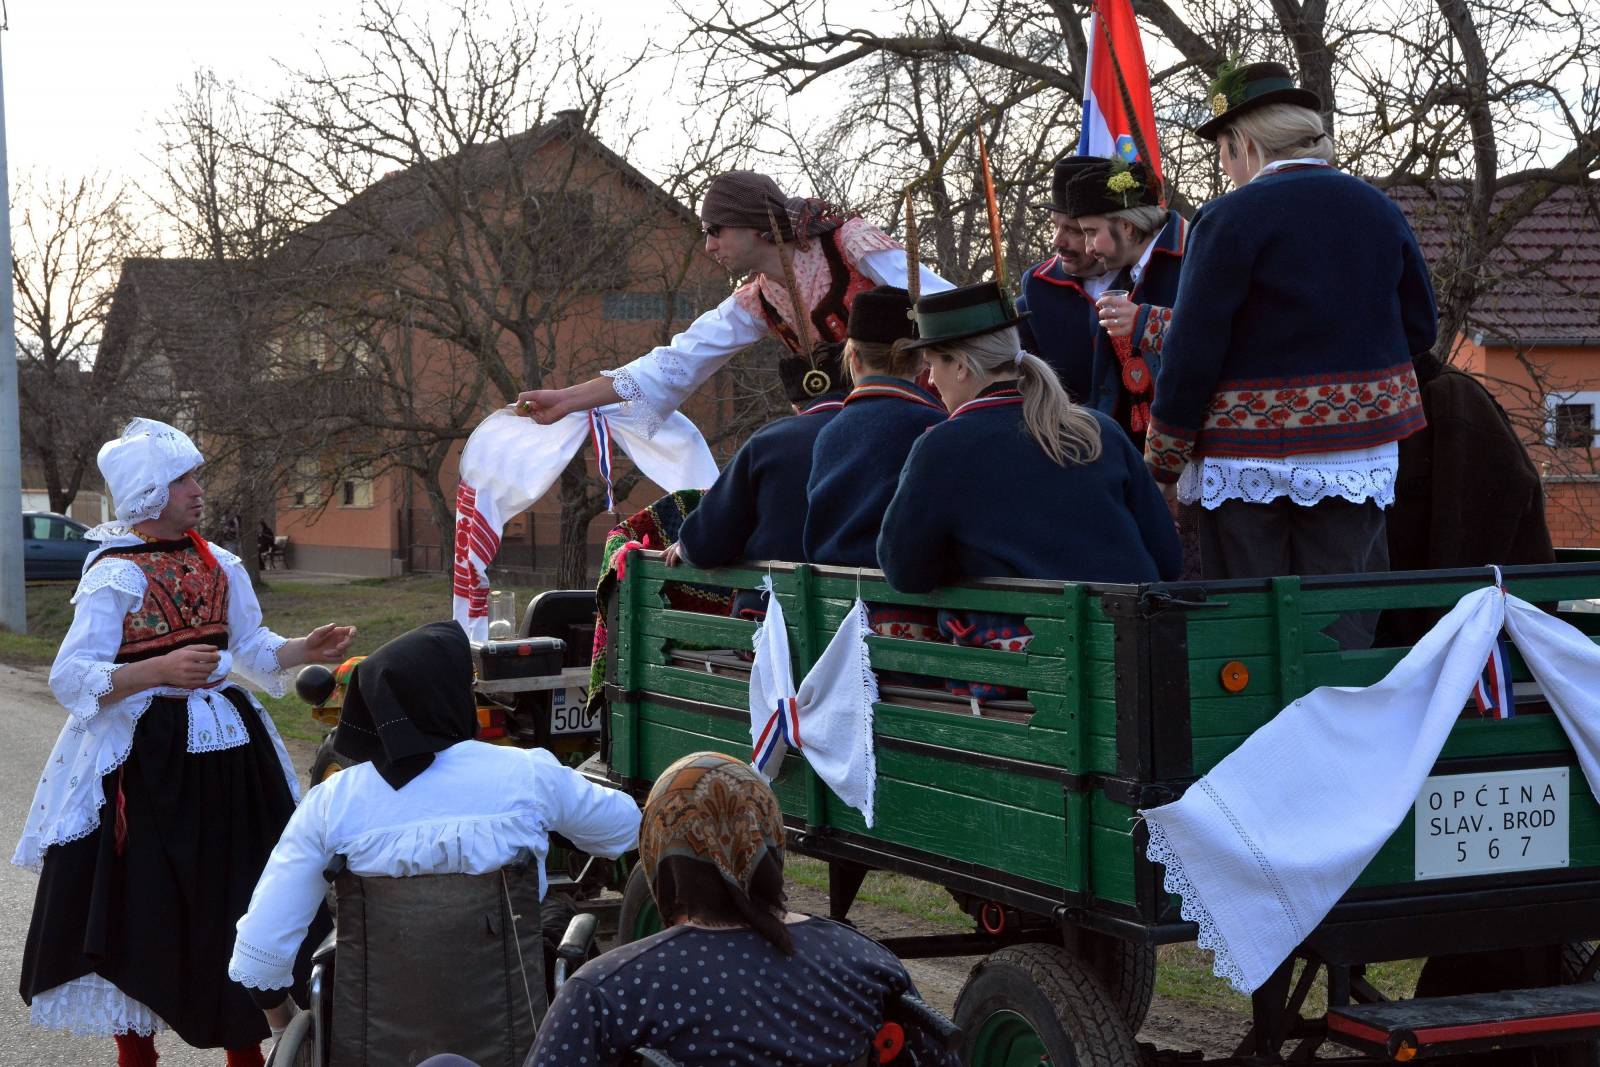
[875,702,1072,766]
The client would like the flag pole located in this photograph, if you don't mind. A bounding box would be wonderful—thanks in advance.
[1094,0,1162,193]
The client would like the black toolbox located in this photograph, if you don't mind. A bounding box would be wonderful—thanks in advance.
[473,637,565,680]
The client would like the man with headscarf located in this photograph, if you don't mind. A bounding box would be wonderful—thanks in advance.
[528,752,958,1066]
[512,170,953,437]
[15,418,356,1067]
[229,622,639,1059]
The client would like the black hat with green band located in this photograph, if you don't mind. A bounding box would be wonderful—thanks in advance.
[899,281,1028,351]
[1195,61,1322,141]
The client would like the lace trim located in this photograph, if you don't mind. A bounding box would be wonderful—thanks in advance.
[229,939,296,991]
[29,974,166,1037]
[186,689,251,754]
[1177,447,1398,509]
[244,689,303,803]
[72,558,147,604]
[60,661,122,723]
[848,598,881,829]
[1143,816,1251,993]
[601,368,664,439]
[13,691,160,871]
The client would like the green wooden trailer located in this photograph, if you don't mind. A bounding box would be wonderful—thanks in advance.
[595,554,1600,1065]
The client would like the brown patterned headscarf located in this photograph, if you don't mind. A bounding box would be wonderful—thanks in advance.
[699,170,852,250]
[639,752,787,940]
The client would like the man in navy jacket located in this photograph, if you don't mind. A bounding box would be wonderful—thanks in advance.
[1015,156,1113,405]
[1064,161,1187,445]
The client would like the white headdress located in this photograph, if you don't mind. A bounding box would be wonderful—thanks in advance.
[87,418,203,541]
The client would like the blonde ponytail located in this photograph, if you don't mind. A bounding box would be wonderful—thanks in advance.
[1016,352,1102,465]
[919,327,1103,466]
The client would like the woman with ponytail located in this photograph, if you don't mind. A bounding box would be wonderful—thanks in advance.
[878,284,1180,694]
[527,753,957,1067]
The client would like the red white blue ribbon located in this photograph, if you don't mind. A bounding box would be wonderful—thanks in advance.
[588,410,615,512]
[752,696,802,775]
[1473,634,1515,719]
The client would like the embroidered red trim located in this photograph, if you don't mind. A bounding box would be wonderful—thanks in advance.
[843,382,945,411]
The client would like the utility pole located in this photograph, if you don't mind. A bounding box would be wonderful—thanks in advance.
[0,23,26,634]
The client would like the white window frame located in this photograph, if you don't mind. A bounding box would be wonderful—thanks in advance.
[1545,391,1600,448]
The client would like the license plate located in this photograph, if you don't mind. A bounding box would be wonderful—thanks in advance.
[1414,767,1568,880]
[549,688,599,735]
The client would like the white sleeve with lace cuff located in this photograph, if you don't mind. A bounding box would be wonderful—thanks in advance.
[603,293,767,437]
[49,572,144,723]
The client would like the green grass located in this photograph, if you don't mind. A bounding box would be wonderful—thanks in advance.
[0,575,547,743]
[787,855,971,928]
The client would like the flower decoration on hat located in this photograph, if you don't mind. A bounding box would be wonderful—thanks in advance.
[1105,159,1142,209]
[1207,59,1247,118]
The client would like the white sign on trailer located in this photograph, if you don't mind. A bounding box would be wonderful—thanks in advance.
[1414,766,1569,880]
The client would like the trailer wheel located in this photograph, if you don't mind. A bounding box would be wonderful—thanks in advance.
[1082,930,1157,1033]
[615,865,663,946]
[955,943,1140,1066]
[309,732,347,785]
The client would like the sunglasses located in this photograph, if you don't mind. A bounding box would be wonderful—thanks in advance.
[700,224,723,238]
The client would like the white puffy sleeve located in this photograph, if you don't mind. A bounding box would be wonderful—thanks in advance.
[529,749,640,860]
[859,248,955,296]
[219,548,292,696]
[230,784,333,992]
[602,293,768,438]
[49,561,146,722]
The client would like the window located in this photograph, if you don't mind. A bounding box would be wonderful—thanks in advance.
[53,519,85,541]
[602,292,699,321]
[1545,392,1600,448]
[288,458,324,508]
[340,476,374,509]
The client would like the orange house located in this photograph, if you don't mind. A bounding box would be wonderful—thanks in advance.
[265,116,774,579]
[1394,186,1600,547]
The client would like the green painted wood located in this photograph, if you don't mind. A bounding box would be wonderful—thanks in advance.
[792,565,830,828]
[874,702,1072,766]
[1271,576,1305,708]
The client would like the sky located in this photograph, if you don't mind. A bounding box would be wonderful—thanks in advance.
[0,0,699,211]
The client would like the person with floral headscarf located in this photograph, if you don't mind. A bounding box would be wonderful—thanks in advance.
[15,418,356,1067]
[527,752,958,1067]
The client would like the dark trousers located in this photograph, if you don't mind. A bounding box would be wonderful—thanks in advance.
[1195,497,1388,649]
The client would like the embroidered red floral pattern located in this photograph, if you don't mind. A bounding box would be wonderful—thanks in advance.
[97,546,230,661]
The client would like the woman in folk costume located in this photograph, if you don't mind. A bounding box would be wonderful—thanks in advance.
[668,341,851,621]
[511,170,952,437]
[878,283,1181,696]
[230,622,640,1061]
[1144,61,1434,648]
[15,418,355,1067]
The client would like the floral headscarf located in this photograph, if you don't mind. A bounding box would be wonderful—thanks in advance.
[639,752,785,909]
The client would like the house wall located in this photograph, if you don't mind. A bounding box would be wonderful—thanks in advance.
[273,132,743,581]
[1453,337,1600,549]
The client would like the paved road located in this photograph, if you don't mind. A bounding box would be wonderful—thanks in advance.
[1,664,249,1066]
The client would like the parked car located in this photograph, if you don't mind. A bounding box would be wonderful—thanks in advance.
[23,511,94,580]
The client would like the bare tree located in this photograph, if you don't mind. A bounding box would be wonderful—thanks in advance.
[676,0,1599,344]
[248,0,781,586]
[12,172,151,513]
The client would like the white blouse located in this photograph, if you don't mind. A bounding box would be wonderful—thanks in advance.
[13,537,299,873]
[229,740,641,992]
[604,248,951,437]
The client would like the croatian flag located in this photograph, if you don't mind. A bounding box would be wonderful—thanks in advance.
[1078,0,1163,182]
[1473,634,1516,719]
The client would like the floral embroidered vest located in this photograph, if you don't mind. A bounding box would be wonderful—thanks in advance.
[92,540,230,662]
[755,228,877,354]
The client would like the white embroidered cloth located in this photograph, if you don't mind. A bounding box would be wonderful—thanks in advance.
[748,579,880,826]
[1142,582,1600,993]
[452,406,719,641]
[1176,442,1398,510]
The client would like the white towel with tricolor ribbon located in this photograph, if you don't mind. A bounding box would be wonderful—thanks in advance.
[453,405,719,640]
[1141,578,1600,994]
[749,577,880,826]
